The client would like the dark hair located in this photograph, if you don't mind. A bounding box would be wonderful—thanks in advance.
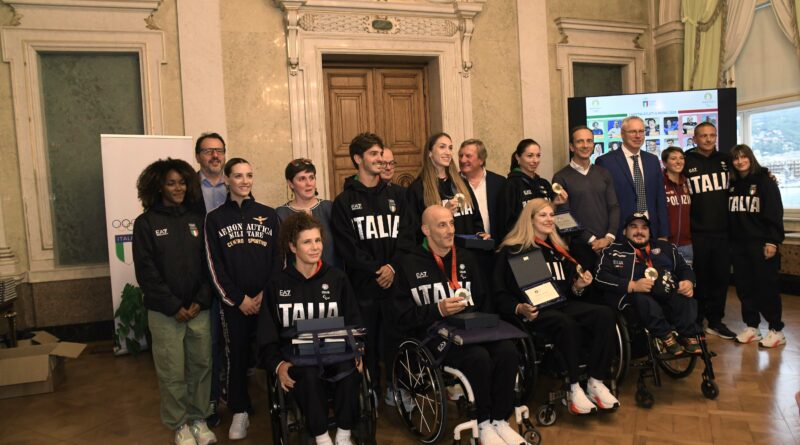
[730,144,764,179]
[660,146,684,163]
[569,125,591,144]
[195,132,226,154]
[278,212,324,257]
[136,158,201,210]
[349,132,384,169]
[224,157,250,176]
[509,139,540,171]
[425,132,451,152]
[285,158,316,181]
[694,121,716,133]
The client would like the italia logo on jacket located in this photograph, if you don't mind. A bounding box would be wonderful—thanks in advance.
[278,302,339,328]
[350,214,400,240]
[410,281,474,306]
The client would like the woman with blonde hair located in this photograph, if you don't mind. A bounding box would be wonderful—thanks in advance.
[404,132,488,243]
[493,198,619,415]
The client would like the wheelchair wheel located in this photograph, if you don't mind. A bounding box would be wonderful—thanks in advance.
[701,379,719,400]
[534,404,557,426]
[515,334,538,405]
[392,339,447,444]
[611,315,631,389]
[355,368,377,445]
[658,354,697,379]
[267,375,290,445]
[524,428,542,445]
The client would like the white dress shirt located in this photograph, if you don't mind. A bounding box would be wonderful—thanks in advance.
[466,168,490,234]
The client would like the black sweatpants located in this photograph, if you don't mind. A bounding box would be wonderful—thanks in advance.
[528,301,616,383]
[692,234,730,325]
[221,304,258,413]
[732,241,784,331]
[629,292,702,338]
[289,362,360,436]
[442,340,519,423]
[358,299,399,391]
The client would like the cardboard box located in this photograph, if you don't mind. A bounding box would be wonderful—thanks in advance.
[0,331,86,399]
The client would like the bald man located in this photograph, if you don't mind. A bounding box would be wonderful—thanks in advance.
[392,205,528,445]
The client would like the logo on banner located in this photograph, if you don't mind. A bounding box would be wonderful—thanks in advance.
[114,234,134,265]
[642,100,650,108]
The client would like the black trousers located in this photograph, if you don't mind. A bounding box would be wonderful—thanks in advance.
[220,304,258,413]
[358,299,399,390]
[629,292,702,338]
[289,363,360,436]
[528,301,616,383]
[732,241,784,331]
[442,340,519,423]
[692,234,730,325]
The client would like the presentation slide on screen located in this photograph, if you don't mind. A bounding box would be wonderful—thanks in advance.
[585,89,718,161]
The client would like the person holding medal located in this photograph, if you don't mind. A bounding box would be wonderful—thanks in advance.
[595,212,701,356]
[393,205,529,445]
[494,198,619,415]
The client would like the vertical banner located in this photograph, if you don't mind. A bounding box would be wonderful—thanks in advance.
[101,135,195,354]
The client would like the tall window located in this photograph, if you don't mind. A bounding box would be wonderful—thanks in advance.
[39,52,145,265]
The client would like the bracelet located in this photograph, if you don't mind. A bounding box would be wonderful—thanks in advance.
[572,285,585,296]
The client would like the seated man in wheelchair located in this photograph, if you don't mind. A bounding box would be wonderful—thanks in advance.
[494,198,620,415]
[393,205,531,445]
[258,213,363,445]
[595,212,701,356]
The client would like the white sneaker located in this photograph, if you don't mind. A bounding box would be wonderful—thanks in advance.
[189,420,217,445]
[228,412,249,440]
[334,428,355,445]
[385,387,395,406]
[477,420,505,445]
[315,432,333,445]
[735,327,762,344]
[567,385,597,415]
[759,329,786,348]
[586,379,620,410]
[491,419,528,445]
[175,424,198,445]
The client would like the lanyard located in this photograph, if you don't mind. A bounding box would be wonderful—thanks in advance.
[534,237,579,267]
[431,245,460,290]
[634,245,654,268]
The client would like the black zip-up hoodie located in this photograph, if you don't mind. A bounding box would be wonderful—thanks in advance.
[403,176,485,244]
[258,261,362,374]
[331,176,412,298]
[393,244,488,339]
[494,171,554,241]
[684,148,730,234]
[728,169,784,245]
[205,195,279,307]
[133,202,211,316]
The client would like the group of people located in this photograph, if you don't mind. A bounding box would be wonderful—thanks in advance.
[132,115,786,445]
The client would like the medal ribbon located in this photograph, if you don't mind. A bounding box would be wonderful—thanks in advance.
[535,237,579,267]
[634,244,654,268]
[431,245,461,290]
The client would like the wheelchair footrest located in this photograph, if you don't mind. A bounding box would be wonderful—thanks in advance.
[548,390,566,403]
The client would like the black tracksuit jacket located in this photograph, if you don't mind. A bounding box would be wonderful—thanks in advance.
[205,195,280,307]
[684,148,731,234]
[728,169,784,245]
[494,170,555,241]
[132,202,212,316]
[403,176,485,244]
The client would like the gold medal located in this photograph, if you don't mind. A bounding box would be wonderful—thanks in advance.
[645,267,658,281]
[551,182,564,194]
[576,264,585,275]
[454,288,471,304]
[454,193,466,210]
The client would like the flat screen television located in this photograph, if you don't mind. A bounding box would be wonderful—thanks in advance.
[567,88,737,161]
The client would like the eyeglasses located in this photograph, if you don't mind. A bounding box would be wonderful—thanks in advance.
[382,161,397,167]
[199,148,226,156]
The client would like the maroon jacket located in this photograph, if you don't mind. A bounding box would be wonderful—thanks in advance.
[663,172,691,246]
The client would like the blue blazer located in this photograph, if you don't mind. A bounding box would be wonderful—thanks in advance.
[595,148,668,239]
[485,170,507,240]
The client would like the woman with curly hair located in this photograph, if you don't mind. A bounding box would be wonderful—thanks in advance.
[132,158,217,445]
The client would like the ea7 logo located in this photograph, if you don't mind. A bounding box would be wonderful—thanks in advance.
[351,203,363,211]
[279,289,291,297]
[155,229,168,237]
[415,271,428,279]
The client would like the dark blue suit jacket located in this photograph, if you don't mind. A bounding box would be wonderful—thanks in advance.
[595,148,668,239]
[485,170,507,240]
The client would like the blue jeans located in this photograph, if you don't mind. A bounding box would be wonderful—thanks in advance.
[677,244,694,266]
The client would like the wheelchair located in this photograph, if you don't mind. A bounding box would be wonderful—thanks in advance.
[615,305,719,408]
[267,363,378,444]
[390,335,541,445]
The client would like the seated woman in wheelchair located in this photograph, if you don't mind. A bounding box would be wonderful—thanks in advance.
[258,212,363,445]
[595,212,702,356]
[393,205,530,445]
[494,198,620,414]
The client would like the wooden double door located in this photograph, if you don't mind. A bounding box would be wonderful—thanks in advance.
[324,65,429,196]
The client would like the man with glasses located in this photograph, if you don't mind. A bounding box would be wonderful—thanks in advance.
[194,132,227,428]
[379,147,402,187]
[596,116,668,240]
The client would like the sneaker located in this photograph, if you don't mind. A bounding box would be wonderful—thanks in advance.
[679,336,702,355]
[567,385,597,415]
[334,428,355,445]
[736,327,763,344]
[228,412,249,440]
[477,420,505,445]
[759,329,786,348]
[315,433,333,445]
[491,419,528,445]
[175,424,198,445]
[705,322,736,340]
[190,420,217,445]
[388,388,415,412]
[659,332,685,356]
[205,401,220,428]
[446,384,465,401]
[586,379,620,410]
[384,387,395,407]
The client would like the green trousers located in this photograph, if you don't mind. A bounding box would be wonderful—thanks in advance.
[149,309,212,429]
